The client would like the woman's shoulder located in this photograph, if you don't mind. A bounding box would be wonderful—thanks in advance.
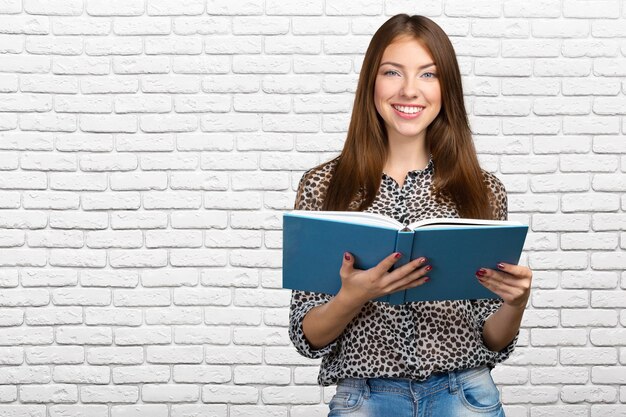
[480,168,506,196]
[298,156,339,189]
[480,169,507,220]
[295,156,339,210]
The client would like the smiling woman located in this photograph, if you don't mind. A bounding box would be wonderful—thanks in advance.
[288,13,532,417]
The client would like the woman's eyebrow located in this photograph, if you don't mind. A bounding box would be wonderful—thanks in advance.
[379,61,436,70]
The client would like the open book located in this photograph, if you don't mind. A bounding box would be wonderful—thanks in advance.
[282,210,528,304]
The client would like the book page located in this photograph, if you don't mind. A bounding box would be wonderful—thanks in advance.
[407,217,524,230]
[285,210,403,229]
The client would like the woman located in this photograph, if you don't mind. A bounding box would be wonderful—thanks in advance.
[288,14,532,417]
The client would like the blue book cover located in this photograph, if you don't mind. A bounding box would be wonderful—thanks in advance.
[282,211,528,304]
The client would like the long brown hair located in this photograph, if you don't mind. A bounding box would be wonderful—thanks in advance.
[321,14,493,219]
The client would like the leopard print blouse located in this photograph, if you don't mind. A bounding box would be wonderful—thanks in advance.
[288,156,518,386]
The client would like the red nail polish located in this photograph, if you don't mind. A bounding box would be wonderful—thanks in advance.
[476,269,486,277]
[497,263,505,270]
[425,265,432,272]
[344,253,351,261]
[424,277,430,282]
[395,252,402,259]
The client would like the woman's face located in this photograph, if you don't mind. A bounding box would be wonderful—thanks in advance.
[374,36,442,143]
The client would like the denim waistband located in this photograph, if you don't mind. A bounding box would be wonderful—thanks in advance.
[336,366,490,399]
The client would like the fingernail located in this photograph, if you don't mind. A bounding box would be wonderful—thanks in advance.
[422,257,428,263]
[423,277,430,282]
[395,252,402,259]
[497,263,505,270]
[476,268,486,277]
[425,265,432,272]
[344,253,351,261]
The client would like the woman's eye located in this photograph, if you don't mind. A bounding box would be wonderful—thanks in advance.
[422,72,437,78]
[384,70,399,76]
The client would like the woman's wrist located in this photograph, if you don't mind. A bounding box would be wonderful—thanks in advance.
[334,288,367,314]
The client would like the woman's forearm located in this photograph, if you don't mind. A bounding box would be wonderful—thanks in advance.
[302,291,365,350]
[482,302,526,352]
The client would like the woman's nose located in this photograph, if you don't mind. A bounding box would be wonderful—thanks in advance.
[400,79,418,98]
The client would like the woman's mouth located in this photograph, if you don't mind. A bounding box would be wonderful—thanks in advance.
[392,104,424,119]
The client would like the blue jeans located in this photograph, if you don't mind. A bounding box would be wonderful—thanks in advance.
[328,366,505,417]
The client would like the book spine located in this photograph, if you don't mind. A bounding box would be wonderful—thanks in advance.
[387,230,415,305]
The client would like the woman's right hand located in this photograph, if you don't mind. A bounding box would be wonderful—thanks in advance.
[337,251,431,308]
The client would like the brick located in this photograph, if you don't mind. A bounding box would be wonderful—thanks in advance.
[84,231,143,250]
[20,384,78,403]
[203,385,258,404]
[87,347,144,365]
[114,288,170,307]
[173,365,231,383]
[81,386,139,403]
[48,212,108,230]
[111,211,168,229]
[172,405,228,417]
[147,0,204,15]
[146,307,202,325]
[173,288,230,306]
[49,249,107,267]
[591,290,626,308]
[115,17,171,35]
[142,269,198,287]
[117,134,174,152]
[202,75,259,93]
[561,348,617,365]
[0,229,24,247]
[204,307,261,326]
[0,347,22,366]
[23,191,80,210]
[145,37,202,55]
[501,386,559,403]
[0,365,51,384]
[592,366,626,384]
[112,366,170,384]
[110,172,168,191]
[202,192,259,209]
[25,346,85,365]
[0,249,47,267]
[85,308,142,326]
[561,272,619,290]
[56,327,112,345]
[140,153,198,170]
[0,93,52,112]
[86,0,144,16]
[147,346,203,364]
[561,309,618,327]
[561,232,618,250]
[114,57,170,74]
[143,191,202,210]
[0,172,43,190]
[175,95,230,112]
[233,366,290,385]
[530,367,588,384]
[175,326,230,345]
[262,386,321,404]
[26,307,82,325]
[205,347,262,365]
[115,327,171,346]
[142,384,199,402]
[169,172,228,191]
[0,308,23,326]
[562,385,617,403]
[174,17,229,35]
[111,405,168,417]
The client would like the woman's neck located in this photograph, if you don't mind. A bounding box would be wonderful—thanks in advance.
[384,134,429,173]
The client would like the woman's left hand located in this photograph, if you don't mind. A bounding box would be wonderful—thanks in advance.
[476,263,533,308]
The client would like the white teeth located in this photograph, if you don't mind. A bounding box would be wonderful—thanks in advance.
[393,105,424,114]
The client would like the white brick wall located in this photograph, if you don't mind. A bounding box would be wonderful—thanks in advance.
[0,0,624,416]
